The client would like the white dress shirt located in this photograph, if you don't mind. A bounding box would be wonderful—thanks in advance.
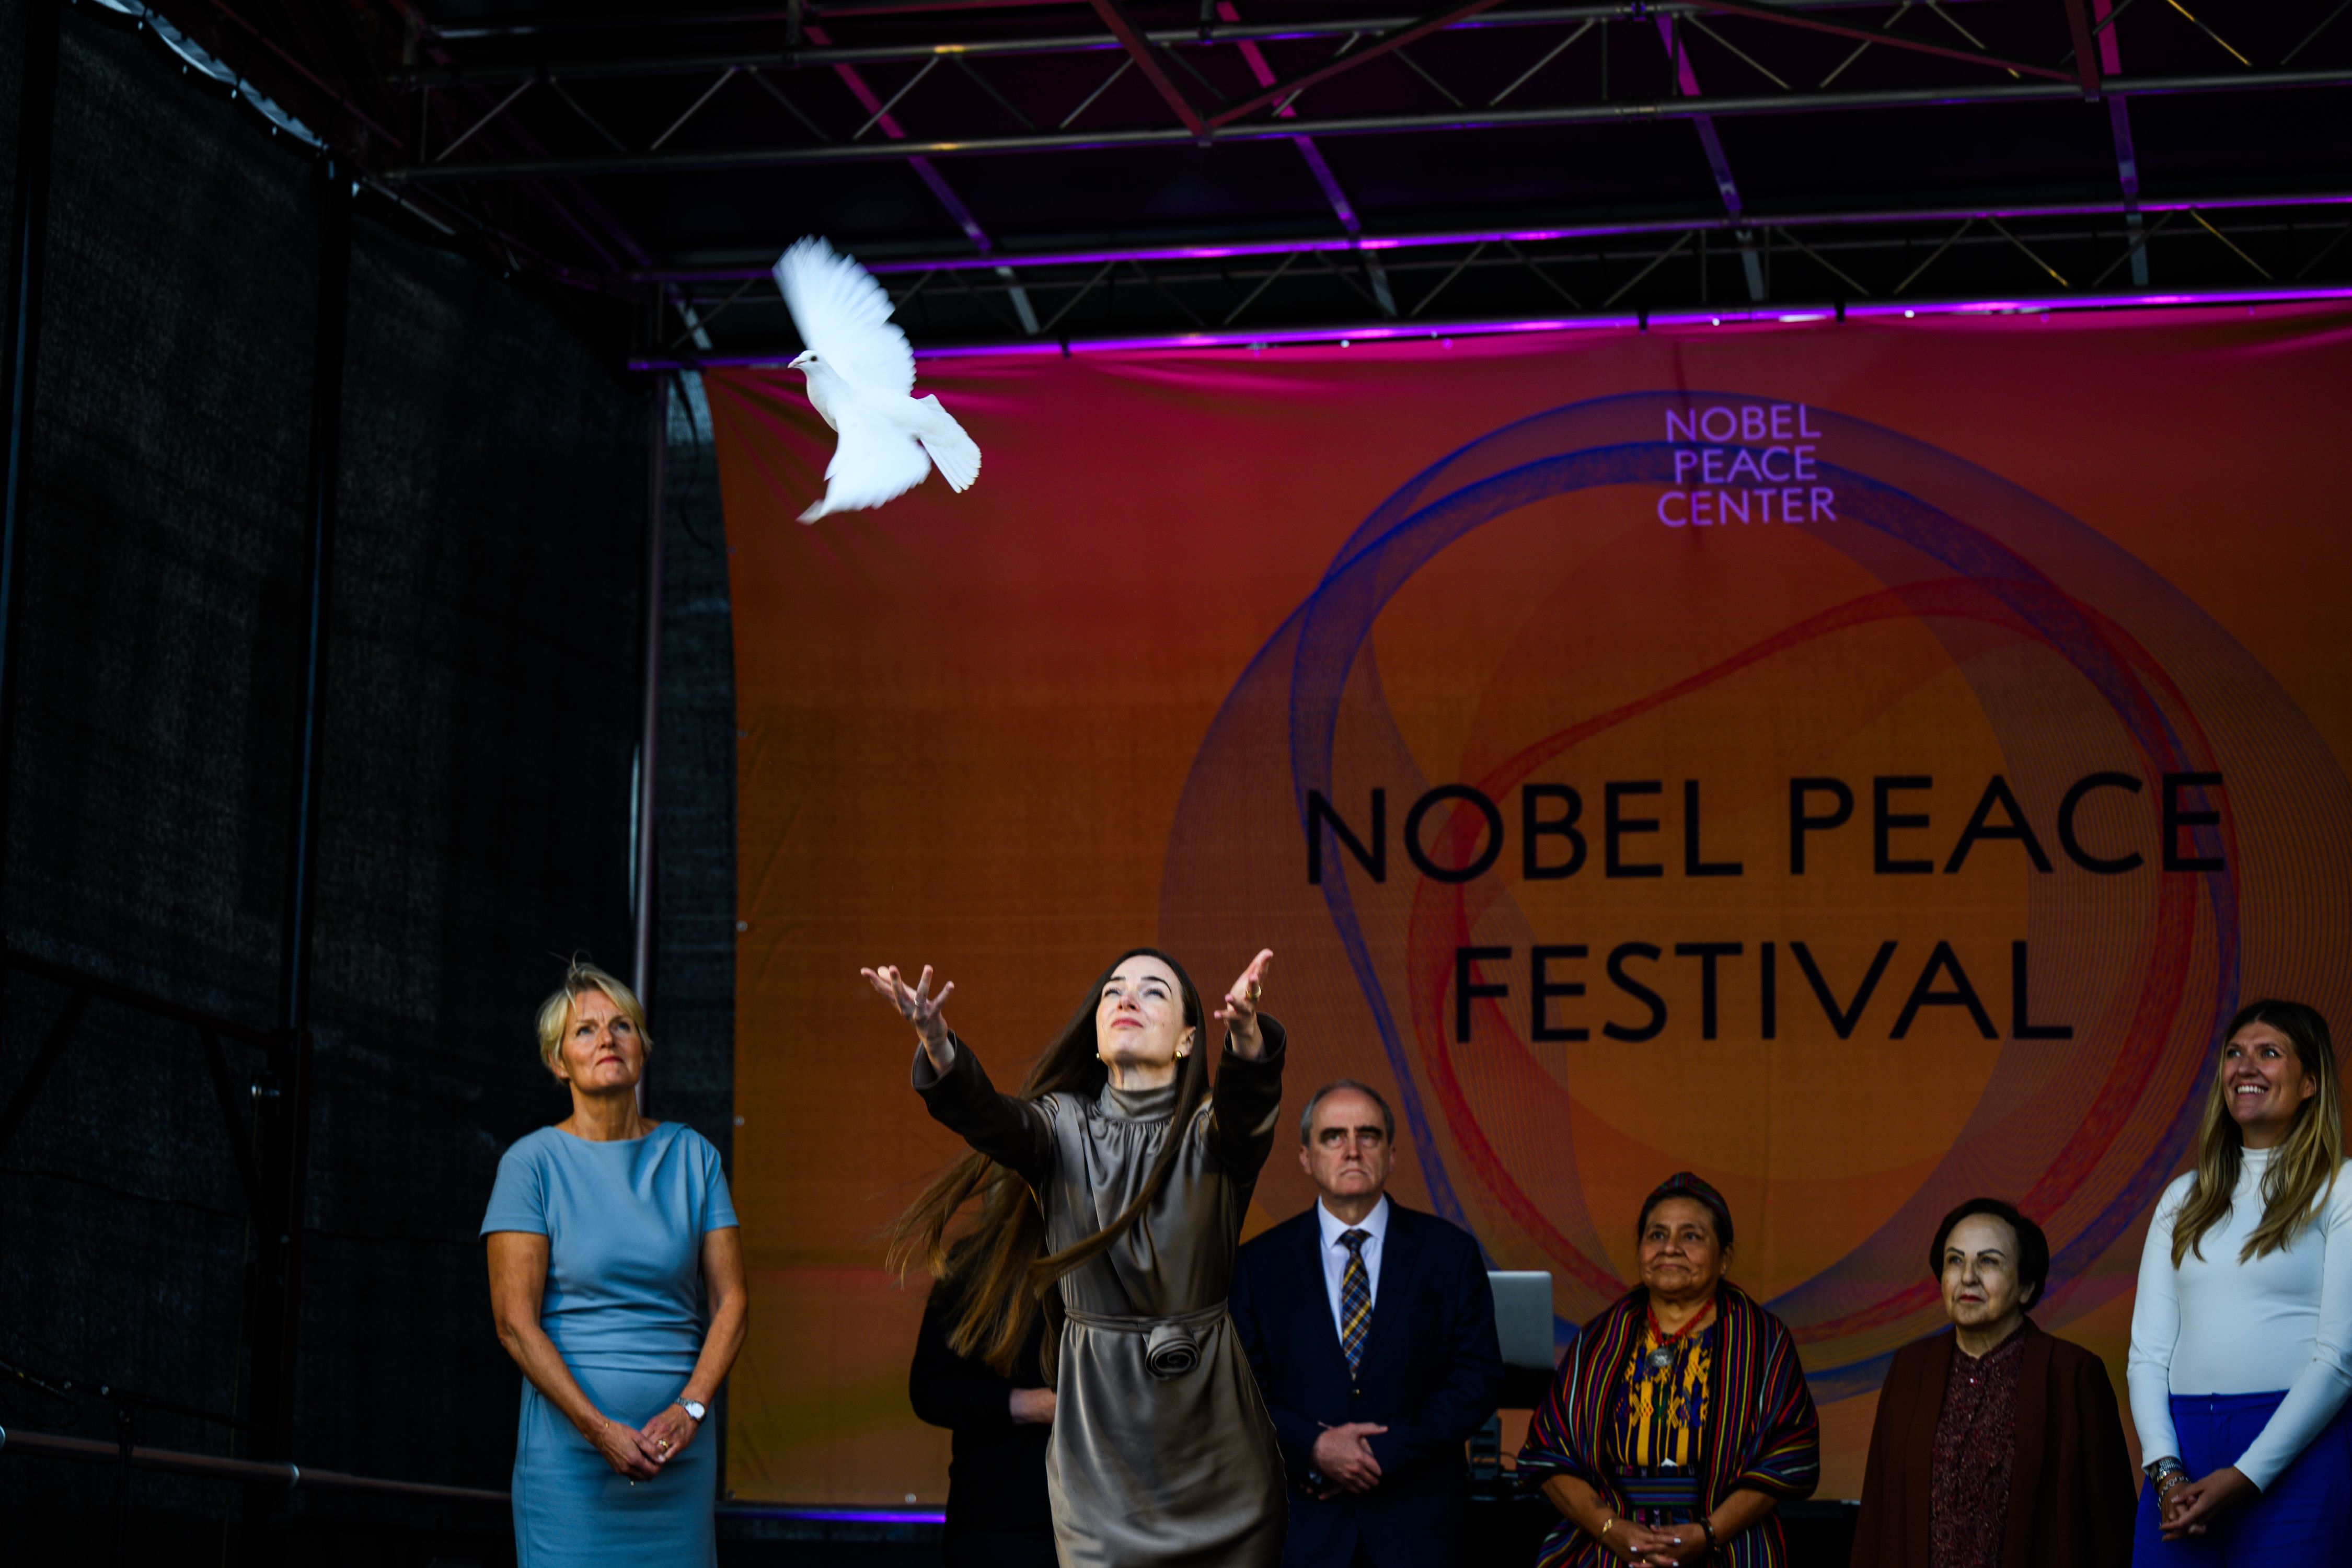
[1317,1194,1391,1344]
[2126,1148,2352,1491]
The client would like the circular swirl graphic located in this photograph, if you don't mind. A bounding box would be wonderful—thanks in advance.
[1161,391,2352,1398]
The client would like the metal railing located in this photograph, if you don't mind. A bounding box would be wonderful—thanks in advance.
[0,1424,510,1505]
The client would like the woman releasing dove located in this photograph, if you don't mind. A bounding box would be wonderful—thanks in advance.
[772,236,981,522]
[869,949,1290,1567]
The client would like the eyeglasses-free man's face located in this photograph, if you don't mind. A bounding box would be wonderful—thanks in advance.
[1299,1090,1394,1206]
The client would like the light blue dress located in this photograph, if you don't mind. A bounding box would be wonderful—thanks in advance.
[482,1122,737,1567]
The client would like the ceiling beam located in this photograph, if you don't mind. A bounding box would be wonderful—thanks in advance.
[1688,1,2076,84]
[388,0,2017,85]
[415,0,2007,43]
[628,191,2352,281]
[2060,0,2102,97]
[380,68,2352,182]
[1086,0,1210,139]
[1654,13,1764,300]
[1205,0,1513,130]
[2088,0,2143,283]
[630,280,2352,368]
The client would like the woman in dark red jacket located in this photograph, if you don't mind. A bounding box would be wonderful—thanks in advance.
[1850,1199,2135,1568]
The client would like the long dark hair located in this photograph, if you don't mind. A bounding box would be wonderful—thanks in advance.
[883,948,1213,1373]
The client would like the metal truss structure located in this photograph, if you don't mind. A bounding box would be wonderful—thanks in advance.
[112,1,2352,353]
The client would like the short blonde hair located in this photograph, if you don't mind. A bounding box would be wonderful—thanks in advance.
[535,960,652,1070]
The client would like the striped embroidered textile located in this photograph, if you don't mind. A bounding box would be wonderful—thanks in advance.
[1615,1318,1714,1472]
[1515,1284,1820,1568]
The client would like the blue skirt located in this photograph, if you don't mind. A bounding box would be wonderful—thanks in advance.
[2130,1390,2352,1565]
[513,1367,716,1567]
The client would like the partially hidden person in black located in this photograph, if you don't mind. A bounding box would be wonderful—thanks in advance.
[1230,1078,1502,1567]
[911,1235,1057,1568]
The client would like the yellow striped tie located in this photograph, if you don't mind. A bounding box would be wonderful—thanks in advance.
[1339,1229,1372,1376]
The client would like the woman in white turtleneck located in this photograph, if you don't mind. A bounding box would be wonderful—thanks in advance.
[2126,999,2351,1561]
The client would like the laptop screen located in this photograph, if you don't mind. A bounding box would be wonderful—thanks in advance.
[1488,1271,1555,1370]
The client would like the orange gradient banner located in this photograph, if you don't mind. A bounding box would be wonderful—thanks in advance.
[709,305,2352,1505]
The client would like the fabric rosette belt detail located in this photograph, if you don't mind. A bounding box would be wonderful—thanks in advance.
[1144,1321,1202,1379]
[1067,1304,1228,1380]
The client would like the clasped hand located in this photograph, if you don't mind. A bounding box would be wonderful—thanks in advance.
[1310,1422,1386,1498]
[1603,1519,1708,1567]
[2158,1463,2255,1540]
[588,1404,700,1480]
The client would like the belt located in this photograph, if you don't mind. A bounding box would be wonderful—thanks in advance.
[1617,1474,1703,1512]
[1064,1303,1227,1379]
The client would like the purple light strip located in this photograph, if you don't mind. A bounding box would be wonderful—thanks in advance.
[630,191,2352,282]
[628,282,2352,368]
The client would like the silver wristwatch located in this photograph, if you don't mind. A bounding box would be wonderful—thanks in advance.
[677,1399,707,1422]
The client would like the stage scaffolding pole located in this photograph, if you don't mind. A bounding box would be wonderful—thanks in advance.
[244,158,351,1520]
[633,338,670,1047]
[0,0,63,957]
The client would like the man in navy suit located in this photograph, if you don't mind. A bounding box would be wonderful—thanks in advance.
[1230,1079,1502,1568]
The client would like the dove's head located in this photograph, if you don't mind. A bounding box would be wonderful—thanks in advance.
[788,350,817,372]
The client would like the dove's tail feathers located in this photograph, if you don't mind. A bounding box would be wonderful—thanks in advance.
[912,395,982,493]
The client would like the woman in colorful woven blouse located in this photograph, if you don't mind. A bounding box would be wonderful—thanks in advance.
[1517,1172,1819,1567]
[1848,1198,2135,1568]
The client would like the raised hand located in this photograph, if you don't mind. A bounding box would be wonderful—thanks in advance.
[861,963,957,1074]
[1214,949,1274,1058]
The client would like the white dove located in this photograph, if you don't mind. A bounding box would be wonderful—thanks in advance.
[771,236,981,523]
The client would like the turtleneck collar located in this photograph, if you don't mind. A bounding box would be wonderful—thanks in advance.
[1101,1077,1179,1121]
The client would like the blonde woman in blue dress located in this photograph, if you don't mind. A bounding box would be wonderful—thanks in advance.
[483,962,747,1566]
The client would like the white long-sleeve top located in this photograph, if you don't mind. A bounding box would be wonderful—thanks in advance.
[2126,1147,2352,1490]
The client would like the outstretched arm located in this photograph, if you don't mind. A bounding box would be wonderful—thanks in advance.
[864,963,958,1076]
[864,962,1053,1183]
[1213,949,1275,1059]
[1207,951,1286,1177]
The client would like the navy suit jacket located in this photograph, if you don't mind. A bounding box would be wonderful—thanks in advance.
[1230,1201,1502,1568]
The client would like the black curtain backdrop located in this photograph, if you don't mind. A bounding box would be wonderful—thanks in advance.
[652,376,738,1209]
[0,1,738,1554]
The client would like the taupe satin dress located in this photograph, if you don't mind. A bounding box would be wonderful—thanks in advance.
[914,1020,1289,1568]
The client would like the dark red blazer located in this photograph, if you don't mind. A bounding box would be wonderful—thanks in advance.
[1850,1319,2135,1568]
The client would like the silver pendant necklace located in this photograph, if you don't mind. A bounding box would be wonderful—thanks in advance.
[1646,1346,1675,1373]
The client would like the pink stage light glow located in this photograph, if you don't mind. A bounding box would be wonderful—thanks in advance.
[631,284,2352,370]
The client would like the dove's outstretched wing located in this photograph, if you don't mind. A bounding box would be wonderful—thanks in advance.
[802,414,933,522]
[772,237,916,400]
